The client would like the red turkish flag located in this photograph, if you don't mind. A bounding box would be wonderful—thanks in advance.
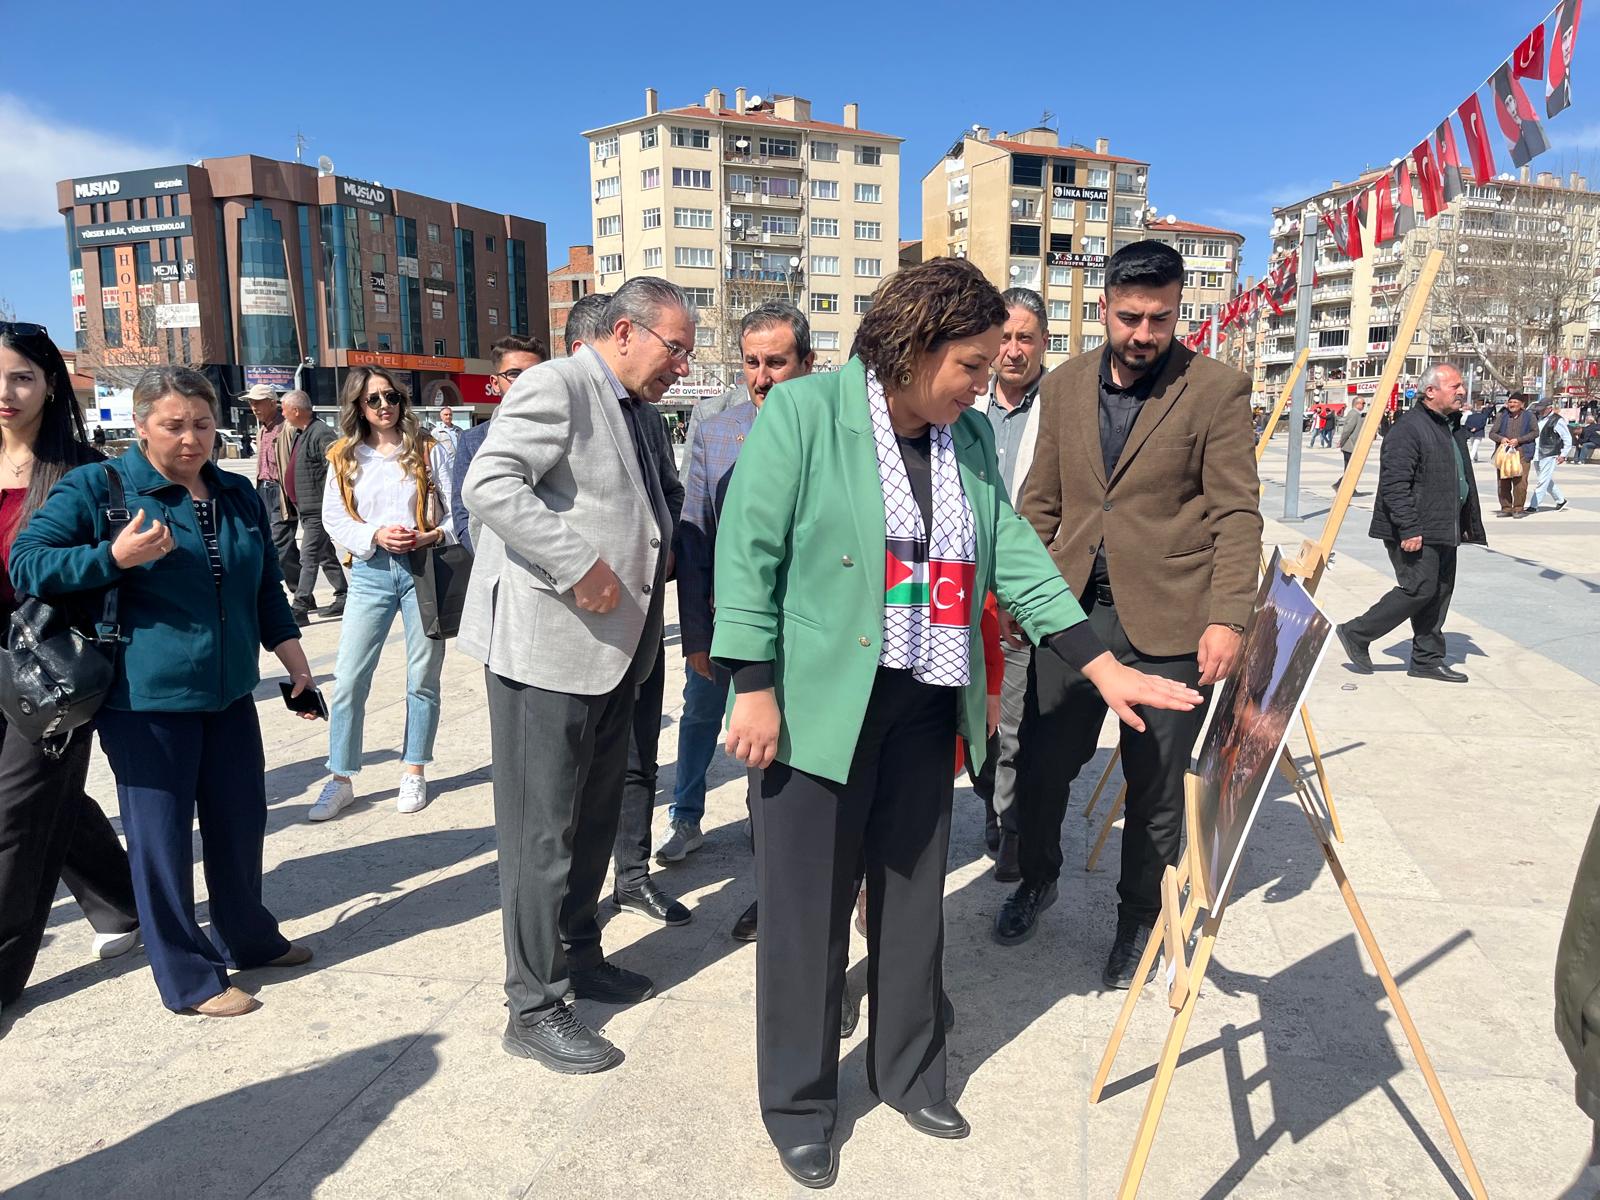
[929,559,976,627]
[1563,356,1573,372]
[1589,361,1597,378]
[1435,120,1465,201]
[1457,94,1497,181]
[1372,177,1397,244]
[1342,195,1364,260]
[1412,138,1446,218]
[1514,22,1547,79]
[1392,159,1417,239]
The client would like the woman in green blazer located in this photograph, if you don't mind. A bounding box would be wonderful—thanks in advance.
[711,258,1200,1188]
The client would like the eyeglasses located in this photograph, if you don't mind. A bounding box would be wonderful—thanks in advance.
[0,322,48,339]
[637,324,694,364]
[363,390,403,410]
[492,368,525,383]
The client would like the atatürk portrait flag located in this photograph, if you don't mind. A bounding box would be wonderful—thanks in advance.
[1457,94,1498,181]
[1492,60,1551,167]
[1435,120,1465,202]
[1549,0,1585,118]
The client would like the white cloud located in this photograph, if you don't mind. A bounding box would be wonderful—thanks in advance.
[0,94,188,232]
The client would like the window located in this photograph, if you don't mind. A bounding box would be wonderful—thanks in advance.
[762,176,800,198]
[598,253,622,274]
[813,330,841,351]
[1009,224,1041,256]
[811,179,839,201]
[727,172,754,194]
[1081,333,1105,350]
[1048,267,1071,287]
[596,175,621,199]
[1177,237,1199,256]
[1183,270,1197,288]
[811,217,839,238]
[1082,301,1101,320]
[1011,154,1045,188]
[1179,303,1195,320]
[1051,199,1076,220]
[430,300,445,320]
[643,247,662,269]
[948,176,970,205]
[642,207,662,230]
[1201,271,1224,289]
[377,333,392,350]
[760,213,799,236]
[674,207,713,228]
[368,210,382,232]
[760,136,800,158]
[596,214,621,238]
[810,255,840,275]
[674,246,714,268]
[488,306,500,326]
[1048,300,1071,321]
[1048,334,1072,353]
[695,328,716,347]
[1083,236,1106,254]
[1086,202,1107,222]
[1368,324,1395,344]
[811,292,839,313]
[854,183,881,203]
[429,260,444,279]
[1052,162,1075,185]
[1201,239,1225,257]
[1317,329,1350,348]
[854,294,874,314]
[640,167,660,189]
[1086,167,1110,186]
[855,144,882,166]
[1049,232,1072,253]
[1115,205,1139,227]
[426,222,441,243]
[673,168,712,189]
[1116,171,1142,192]
[854,220,882,240]
[371,252,387,272]
[854,257,882,277]
[486,271,498,289]
[812,140,838,162]
[1085,267,1105,287]
[593,135,618,159]
[1010,261,1041,288]
[485,234,495,252]
[640,127,658,149]
[684,287,714,308]
[671,126,711,148]
[434,338,446,356]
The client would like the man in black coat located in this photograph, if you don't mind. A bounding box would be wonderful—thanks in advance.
[282,393,347,624]
[1336,364,1485,683]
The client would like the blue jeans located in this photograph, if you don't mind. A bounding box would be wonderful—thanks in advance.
[1529,455,1566,509]
[326,550,446,777]
[670,663,729,825]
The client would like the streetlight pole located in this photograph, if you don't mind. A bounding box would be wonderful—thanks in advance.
[1283,202,1319,521]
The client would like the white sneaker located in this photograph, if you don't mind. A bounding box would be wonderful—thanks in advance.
[654,820,704,864]
[91,928,140,959]
[397,774,429,814]
[309,777,355,822]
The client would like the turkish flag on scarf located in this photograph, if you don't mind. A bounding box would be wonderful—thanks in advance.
[1549,0,1584,118]
[1457,94,1498,181]
[1412,138,1446,219]
[1492,60,1551,167]
[1435,120,1465,202]
[928,559,975,627]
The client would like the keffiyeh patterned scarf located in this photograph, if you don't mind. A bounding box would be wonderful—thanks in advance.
[866,370,976,687]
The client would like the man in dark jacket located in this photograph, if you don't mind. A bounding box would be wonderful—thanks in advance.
[282,393,346,624]
[1489,391,1538,516]
[1558,806,1600,1197]
[1336,364,1484,683]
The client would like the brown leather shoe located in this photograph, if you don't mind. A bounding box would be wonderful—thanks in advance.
[267,944,313,967]
[191,987,261,1017]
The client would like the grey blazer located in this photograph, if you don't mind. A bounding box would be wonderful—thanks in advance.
[456,349,670,695]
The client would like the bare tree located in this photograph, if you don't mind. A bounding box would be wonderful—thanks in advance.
[0,295,15,322]
[77,305,211,391]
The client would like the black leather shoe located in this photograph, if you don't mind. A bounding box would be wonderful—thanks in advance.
[993,879,1057,945]
[903,1100,970,1139]
[502,1003,622,1074]
[1408,663,1469,683]
[570,960,655,1004]
[994,830,1021,882]
[1102,917,1157,990]
[290,605,311,628]
[777,1143,837,1189]
[613,878,691,926]
[731,900,758,942]
[841,983,859,1039]
[1335,623,1373,674]
[317,596,346,618]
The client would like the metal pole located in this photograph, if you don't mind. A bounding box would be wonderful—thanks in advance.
[1283,206,1317,521]
[1541,351,1550,402]
[1466,363,1475,408]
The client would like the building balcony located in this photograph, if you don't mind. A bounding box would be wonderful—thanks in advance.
[1315,257,1354,274]
[729,190,804,209]
[724,267,800,283]
[730,226,803,249]
[1310,318,1350,330]
[724,150,804,170]
[1261,348,1297,364]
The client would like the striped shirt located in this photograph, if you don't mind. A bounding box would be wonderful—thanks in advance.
[192,498,223,584]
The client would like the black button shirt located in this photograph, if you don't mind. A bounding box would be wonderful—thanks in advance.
[1093,345,1170,589]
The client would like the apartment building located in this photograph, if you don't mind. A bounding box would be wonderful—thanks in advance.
[548,244,595,356]
[581,87,901,385]
[1141,217,1245,343]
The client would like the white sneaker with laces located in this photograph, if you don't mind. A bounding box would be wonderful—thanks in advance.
[654,820,704,864]
[91,928,141,959]
[309,777,354,822]
[397,774,429,814]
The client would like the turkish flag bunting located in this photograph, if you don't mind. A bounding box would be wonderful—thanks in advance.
[1413,138,1446,218]
[1589,361,1598,378]
[1563,357,1573,372]
[1493,60,1551,167]
[1392,159,1417,240]
[1458,94,1498,180]
[1550,0,1584,117]
[1550,354,1560,369]
[1514,22,1547,78]
[1435,120,1465,202]
[1320,209,1351,257]
[1261,280,1283,317]
[1343,195,1364,260]
[1372,177,1397,245]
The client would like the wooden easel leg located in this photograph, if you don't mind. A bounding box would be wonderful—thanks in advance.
[1087,785,1126,872]
[1091,905,1170,1103]
[1313,827,1489,1200]
[1299,705,1344,843]
[1117,915,1223,1200]
[1084,748,1122,822]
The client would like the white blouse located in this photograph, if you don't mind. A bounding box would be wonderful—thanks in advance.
[322,441,456,560]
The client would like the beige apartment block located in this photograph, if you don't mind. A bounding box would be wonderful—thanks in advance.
[1141,217,1245,345]
[581,87,901,389]
[1257,166,1600,407]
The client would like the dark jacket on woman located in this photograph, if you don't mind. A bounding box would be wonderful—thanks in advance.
[289,416,337,514]
[1368,403,1486,548]
[10,445,299,712]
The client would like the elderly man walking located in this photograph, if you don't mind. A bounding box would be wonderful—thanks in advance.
[1490,391,1538,517]
[1527,398,1573,514]
[1337,364,1485,684]
[459,277,691,1074]
[281,390,346,623]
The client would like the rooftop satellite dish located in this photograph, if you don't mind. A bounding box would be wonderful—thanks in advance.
[1165,214,1176,224]
[748,94,763,108]
[317,155,335,177]
[971,123,982,132]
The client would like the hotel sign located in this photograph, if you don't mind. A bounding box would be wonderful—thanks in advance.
[347,349,465,372]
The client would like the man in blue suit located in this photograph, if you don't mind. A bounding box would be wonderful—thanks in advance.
[659,302,814,938]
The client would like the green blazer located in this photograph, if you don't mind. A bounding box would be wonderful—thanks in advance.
[711,357,1090,784]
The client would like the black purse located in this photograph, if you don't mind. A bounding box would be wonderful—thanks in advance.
[406,449,472,640]
[0,463,130,757]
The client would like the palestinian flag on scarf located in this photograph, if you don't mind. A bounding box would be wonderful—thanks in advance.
[885,536,928,608]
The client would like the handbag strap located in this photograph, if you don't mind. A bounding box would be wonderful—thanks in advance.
[96,462,128,644]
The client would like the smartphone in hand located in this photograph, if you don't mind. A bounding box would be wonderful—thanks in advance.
[279,680,329,720]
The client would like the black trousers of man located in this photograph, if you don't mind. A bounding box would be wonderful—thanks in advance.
[1342,542,1458,669]
[486,668,636,1023]
[613,639,666,892]
[292,506,347,609]
[967,641,1028,836]
[256,480,301,590]
[1013,595,1210,927]
[753,667,956,1150]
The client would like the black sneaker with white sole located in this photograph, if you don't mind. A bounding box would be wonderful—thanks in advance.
[502,1002,623,1074]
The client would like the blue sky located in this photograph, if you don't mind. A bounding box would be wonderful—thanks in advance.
[3,0,1594,337]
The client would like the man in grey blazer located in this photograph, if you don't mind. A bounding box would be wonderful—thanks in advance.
[459,277,693,1074]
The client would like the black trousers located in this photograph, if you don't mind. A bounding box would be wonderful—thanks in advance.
[753,667,956,1149]
[613,639,666,891]
[1013,598,1209,927]
[0,724,138,1005]
[1343,541,1458,668]
[967,640,1028,834]
[292,507,347,608]
[257,481,301,589]
[486,666,636,1022]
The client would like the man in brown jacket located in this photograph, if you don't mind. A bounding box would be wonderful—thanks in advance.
[997,241,1263,989]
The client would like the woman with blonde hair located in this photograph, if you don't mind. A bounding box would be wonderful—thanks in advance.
[309,367,454,821]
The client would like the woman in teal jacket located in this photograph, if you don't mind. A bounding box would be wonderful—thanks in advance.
[12,367,318,1018]
[711,258,1200,1187]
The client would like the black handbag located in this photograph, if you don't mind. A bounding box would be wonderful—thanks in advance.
[0,463,130,757]
[408,542,473,639]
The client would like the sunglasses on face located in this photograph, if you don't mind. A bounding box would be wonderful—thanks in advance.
[364,390,403,410]
[0,322,49,339]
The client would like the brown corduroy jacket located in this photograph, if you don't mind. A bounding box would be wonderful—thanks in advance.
[1018,344,1263,657]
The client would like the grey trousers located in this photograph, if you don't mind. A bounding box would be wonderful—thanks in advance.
[485,667,636,1022]
[971,640,1030,831]
[292,509,347,608]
